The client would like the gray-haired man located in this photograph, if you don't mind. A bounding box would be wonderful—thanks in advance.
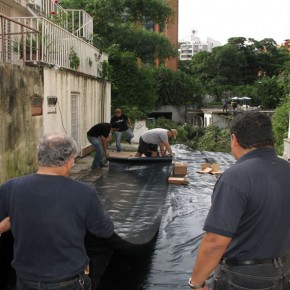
[0,133,114,290]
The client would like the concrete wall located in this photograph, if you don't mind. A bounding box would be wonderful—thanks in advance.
[0,64,111,183]
[0,64,43,183]
[283,139,290,161]
[283,113,290,161]
[42,67,111,156]
[288,113,290,138]
[153,105,185,123]
[204,112,228,128]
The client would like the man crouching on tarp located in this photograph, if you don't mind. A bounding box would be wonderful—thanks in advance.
[135,128,177,157]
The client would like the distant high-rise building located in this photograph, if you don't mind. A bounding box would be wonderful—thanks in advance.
[143,0,178,71]
[179,30,221,61]
[163,0,178,71]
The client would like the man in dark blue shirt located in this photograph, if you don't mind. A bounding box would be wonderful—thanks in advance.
[189,112,290,290]
[0,134,114,290]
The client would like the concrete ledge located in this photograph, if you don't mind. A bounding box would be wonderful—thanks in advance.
[283,138,290,161]
[80,145,95,157]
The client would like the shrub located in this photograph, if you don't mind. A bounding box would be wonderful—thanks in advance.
[272,98,290,155]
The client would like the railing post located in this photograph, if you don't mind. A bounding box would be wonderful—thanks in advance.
[1,16,6,62]
[21,26,25,64]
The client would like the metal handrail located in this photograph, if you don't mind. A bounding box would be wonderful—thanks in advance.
[0,14,107,78]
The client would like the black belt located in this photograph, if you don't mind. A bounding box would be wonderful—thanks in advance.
[220,258,274,266]
[50,271,85,283]
[220,250,290,267]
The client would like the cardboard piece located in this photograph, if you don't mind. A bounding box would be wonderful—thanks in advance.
[197,163,223,174]
[210,163,223,175]
[197,167,212,174]
[173,162,188,177]
[168,176,189,185]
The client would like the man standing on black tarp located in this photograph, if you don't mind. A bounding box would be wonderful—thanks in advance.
[110,108,134,152]
[188,112,290,290]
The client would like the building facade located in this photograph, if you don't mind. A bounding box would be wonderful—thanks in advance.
[0,0,111,182]
[179,30,221,61]
[144,0,178,71]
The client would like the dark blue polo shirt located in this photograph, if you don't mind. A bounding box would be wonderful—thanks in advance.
[0,174,114,282]
[204,148,290,259]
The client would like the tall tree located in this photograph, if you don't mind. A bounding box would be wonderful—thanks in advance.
[62,0,176,63]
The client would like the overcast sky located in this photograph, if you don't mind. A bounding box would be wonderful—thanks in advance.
[178,0,290,45]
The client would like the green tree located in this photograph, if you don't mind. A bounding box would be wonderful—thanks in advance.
[272,97,290,155]
[62,0,176,63]
[108,46,157,111]
[183,37,289,103]
[257,76,285,109]
[62,0,177,112]
[153,67,203,107]
[197,126,231,152]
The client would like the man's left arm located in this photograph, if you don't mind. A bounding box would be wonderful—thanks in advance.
[0,217,10,234]
[189,232,231,289]
[101,135,109,158]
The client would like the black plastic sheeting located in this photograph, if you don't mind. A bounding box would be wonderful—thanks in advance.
[87,158,173,289]
[0,157,173,290]
[98,158,172,244]
[0,146,236,290]
[143,145,236,289]
[97,145,236,289]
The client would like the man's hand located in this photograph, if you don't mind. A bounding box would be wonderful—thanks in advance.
[0,217,11,234]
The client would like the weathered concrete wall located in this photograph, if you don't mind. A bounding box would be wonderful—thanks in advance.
[42,67,111,156]
[283,139,290,161]
[0,64,43,183]
[283,113,290,161]
[153,105,186,123]
[0,64,111,183]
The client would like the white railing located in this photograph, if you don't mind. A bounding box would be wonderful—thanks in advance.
[26,0,93,43]
[65,9,93,44]
[0,14,106,77]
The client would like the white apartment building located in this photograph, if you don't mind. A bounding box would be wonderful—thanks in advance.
[179,30,221,60]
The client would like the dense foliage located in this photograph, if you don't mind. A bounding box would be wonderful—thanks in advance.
[180,37,290,108]
[272,98,290,155]
[147,117,231,153]
[62,0,203,111]
[62,1,289,152]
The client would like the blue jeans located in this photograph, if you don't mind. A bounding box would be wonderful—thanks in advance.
[212,253,290,289]
[87,135,105,169]
[115,129,134,152]
[17,273,91,290]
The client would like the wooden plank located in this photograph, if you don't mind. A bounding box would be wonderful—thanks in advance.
[168,176,189,185]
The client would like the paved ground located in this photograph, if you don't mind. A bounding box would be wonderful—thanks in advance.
[69,143,139,185]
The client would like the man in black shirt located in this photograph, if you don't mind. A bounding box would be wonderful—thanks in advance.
[189,112,290,290]
[87,122,119,169]
[0,133,114,290]
[110,108,134,152]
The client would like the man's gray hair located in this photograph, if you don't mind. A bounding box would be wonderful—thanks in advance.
[37,134,78,167]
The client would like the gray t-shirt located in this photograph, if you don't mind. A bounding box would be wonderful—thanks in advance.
[141,128,168,144]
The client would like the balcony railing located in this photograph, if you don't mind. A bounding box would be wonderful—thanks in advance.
[0,13,106,78]
[26,0,93,43]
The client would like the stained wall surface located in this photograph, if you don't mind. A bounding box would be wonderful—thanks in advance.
[0,64,43,183]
